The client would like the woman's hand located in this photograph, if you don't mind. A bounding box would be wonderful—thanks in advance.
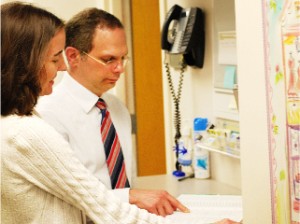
[214,218,242,224]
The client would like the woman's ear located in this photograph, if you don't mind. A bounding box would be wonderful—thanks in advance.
[64,47,80,68]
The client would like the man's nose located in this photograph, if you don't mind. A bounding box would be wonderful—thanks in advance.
[113,61,126,73]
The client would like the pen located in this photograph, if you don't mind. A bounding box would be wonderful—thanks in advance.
[178,173,194,181]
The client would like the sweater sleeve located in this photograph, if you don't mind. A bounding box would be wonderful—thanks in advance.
[7,116,170,224]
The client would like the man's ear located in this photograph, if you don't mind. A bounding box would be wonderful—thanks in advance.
[65,46,81,68]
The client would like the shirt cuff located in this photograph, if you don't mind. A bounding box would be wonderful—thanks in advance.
[111,187,130,203]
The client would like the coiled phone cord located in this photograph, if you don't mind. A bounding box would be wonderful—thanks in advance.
[165,59,187,172]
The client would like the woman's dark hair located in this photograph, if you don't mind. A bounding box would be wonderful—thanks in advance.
[66,7,123,53]
[1,2,64,116]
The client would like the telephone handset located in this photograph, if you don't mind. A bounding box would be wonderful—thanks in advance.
[161,4,205,68]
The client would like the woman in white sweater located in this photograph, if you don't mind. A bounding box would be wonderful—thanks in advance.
[0,2,169,224]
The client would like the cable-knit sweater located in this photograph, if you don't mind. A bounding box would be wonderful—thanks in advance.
[1,114,170,224]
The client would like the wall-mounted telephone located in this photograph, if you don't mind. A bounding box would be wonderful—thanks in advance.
[161,4,205,68]
[161,5,205,177]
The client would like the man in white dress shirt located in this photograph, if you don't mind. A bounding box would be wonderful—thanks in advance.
[37,7,188,217]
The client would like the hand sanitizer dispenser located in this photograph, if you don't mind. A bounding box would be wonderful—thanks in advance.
[193,118,210,179]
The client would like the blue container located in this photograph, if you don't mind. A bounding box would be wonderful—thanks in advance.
[193,118,208,142]
[194,118,208,131]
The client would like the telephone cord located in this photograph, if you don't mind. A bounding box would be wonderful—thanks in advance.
[165,60,187,143]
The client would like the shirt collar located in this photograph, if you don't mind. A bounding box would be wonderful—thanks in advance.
[61,72,99,114]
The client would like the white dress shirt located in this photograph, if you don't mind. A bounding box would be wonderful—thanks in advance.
[36,71,132,202]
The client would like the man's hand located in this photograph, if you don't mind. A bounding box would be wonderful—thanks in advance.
[129,189,189,216]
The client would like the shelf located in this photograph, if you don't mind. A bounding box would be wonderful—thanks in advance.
[214,87,235,94]
[196,143,241,160]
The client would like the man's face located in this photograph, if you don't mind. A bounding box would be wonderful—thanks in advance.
[78,27,128,96]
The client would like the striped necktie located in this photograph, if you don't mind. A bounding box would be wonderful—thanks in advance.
[96,98,130,189]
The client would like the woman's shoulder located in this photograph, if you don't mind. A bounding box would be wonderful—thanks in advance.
[2,114,56,138]
[2,113,71,154]
[2,113,45,126]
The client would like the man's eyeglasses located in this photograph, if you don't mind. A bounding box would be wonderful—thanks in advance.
[82,51,129,69]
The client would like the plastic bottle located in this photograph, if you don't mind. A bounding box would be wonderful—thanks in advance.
[193,117,210,179]
[178,122,192,167]
[193,118,208,142]
[193,145,210,179]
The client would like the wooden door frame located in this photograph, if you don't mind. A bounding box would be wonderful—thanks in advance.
[131,0,166,176]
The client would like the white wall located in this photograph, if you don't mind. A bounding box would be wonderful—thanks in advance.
[235,0,272,223]
[1,0,103,21]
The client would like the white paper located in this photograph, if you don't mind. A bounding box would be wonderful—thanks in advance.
[218,31,237,65]
[166,194,243,224]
